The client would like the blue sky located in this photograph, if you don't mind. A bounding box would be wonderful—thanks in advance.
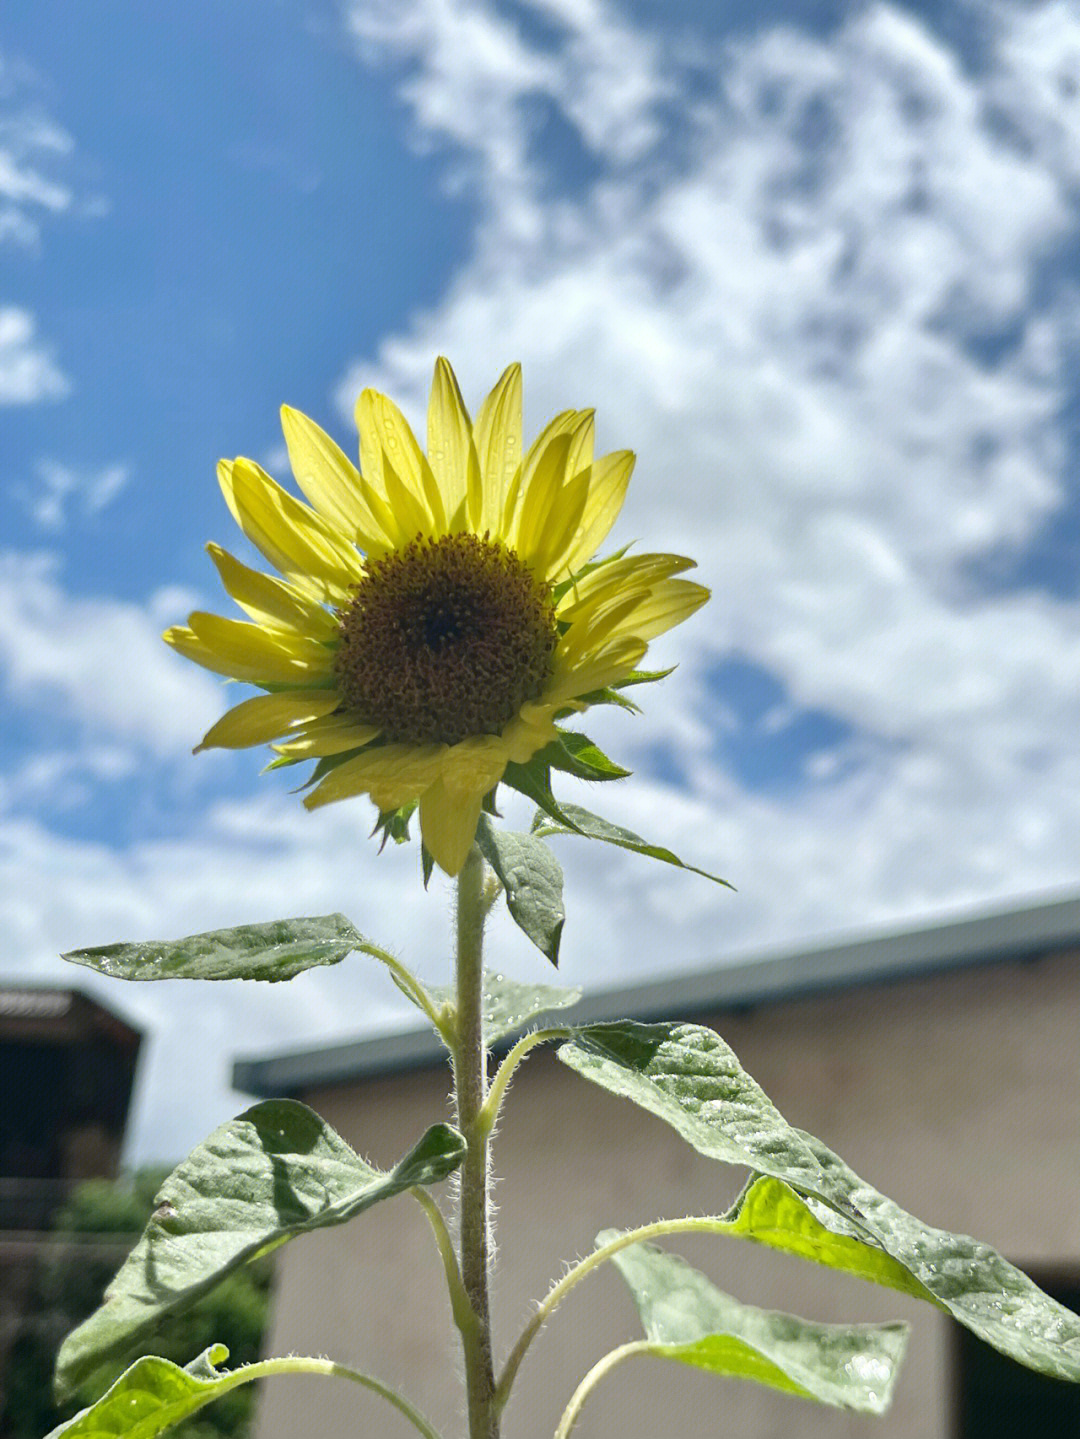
[3,0,1080,1163]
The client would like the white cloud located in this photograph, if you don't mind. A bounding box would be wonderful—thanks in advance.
[18,459,131,530]
[334,0,1080,948]
[0,306,69,404]
[8,1,1080,1166]
[0,551,221,757]
[0,71,74,249]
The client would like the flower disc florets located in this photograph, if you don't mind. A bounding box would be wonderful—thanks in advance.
[334,531,558,746]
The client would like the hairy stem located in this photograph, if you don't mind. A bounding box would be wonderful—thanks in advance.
[453,845,498,1439]
[496,1215,737,1411]
[193,1356,445,1439]
[552,1343,650,1439]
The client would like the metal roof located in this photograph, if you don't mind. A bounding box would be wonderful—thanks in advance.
[232,889,1080,1098]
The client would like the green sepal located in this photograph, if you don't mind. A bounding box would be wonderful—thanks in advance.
[559,1022,1080,1383]
[575,666,677,712]
[500,753,584,832]
[54,1104,465,1401]
[421,843,435,888]
[547,730,631,782]
[533,802,732,887]
[475,814,565,965]
[602,1236,907,1413]
[64,914,373,984]
[372,801,417,851]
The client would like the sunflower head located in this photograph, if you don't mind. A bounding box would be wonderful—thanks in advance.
[164,358,708,875]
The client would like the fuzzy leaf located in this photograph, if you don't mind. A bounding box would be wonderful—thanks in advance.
[64,914,369,984]
[560,1023,1080,1382]
[425,969,580,1047]
[532,802,732,887]
[603,1236,907,1413]
[476,815,565,965]
[54,1104,464,1400]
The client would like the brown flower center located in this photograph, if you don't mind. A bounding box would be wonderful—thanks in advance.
[334,533,557,746]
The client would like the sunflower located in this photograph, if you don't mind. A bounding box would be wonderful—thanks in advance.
[164,359,708,875]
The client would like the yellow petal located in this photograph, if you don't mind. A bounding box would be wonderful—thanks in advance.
[558,552,697,620]
[280,406,391,555]
[218,458,362,600]
[500,705,560,764]
[420,778,484,876]
[272,713,382,757]
[207,544,337,640]
[565,409,595,480]
[180,612,334,684]
[529,465,592,578]
[473,363,522,533]
[303,743,447,812]
[356,388,445,535]
[194,690,342,751]
[428,357,481,527]
[613,579,712,642]
[559,450,635,575]
[501,408,579,541]
[514,432,572,569]
[547,636,648,703]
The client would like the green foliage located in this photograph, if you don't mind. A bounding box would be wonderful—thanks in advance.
[55,1104,465,1400]
[533,802,732,886]
[602,1234,907,1413]
[0,1172,271,1439]
[559,1021,1080,1382]
[63,914,370,983]
[476,816,565,965]
[545,731,631,782]
[424,968,581,1047]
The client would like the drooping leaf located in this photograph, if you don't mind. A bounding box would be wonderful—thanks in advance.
[546,731,631,782]
[721,1173,928,1300]
[532,802,732,887]
[54,1104,465,1400]
[476,815,565,965]
[47,1345,438,1439]
[425,969,581,1048]
[63,914,371,984]
[48,1345,256,1438]
[559,1023,1080,1382]
[602,1235,907,1413]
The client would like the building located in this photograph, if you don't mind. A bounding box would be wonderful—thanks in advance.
[234,893,1080,1439]
[0,987,142,1397]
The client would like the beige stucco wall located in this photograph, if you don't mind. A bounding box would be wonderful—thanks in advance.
[253,948,1080,1439]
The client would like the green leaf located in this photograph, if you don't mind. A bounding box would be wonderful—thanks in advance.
[46,1346,441,1439]
[63,914,373,984]
[546,731,631,782]
[722,1173,928,1300]
[559,1023,1080,1382]
[48,1345,252,1437]
[426,969,581,1047]
[475,815,566,965]
[54,1103,465,1401]
[532,802,732,887]
[500,754,583,831]
[602,1235,907,1413]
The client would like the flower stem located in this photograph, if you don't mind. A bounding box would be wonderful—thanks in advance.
[453,845,498,1439]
